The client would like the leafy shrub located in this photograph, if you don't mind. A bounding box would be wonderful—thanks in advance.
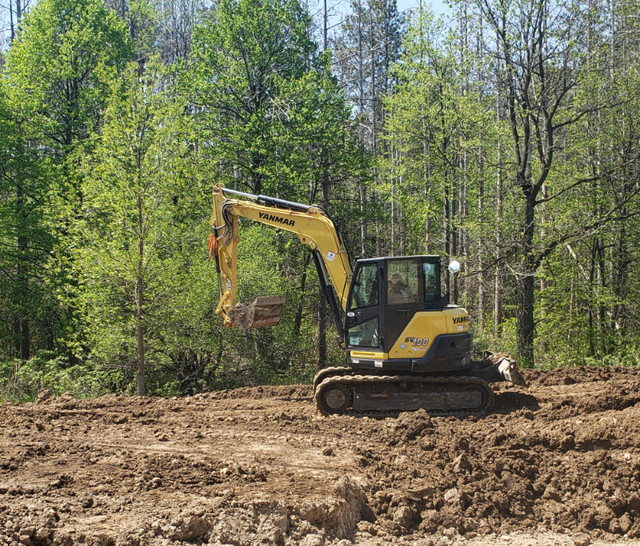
[0,351,125,403]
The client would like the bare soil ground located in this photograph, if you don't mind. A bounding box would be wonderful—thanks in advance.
[2,367,640,545]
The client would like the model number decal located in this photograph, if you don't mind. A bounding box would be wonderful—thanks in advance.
[404,336,430,347]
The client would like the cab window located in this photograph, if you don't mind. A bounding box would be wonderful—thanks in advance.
[348,317,379,348]
[423,261,439,302]
[387,260,419,305]
[348,262,378,310]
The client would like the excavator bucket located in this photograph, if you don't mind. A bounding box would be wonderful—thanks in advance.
[483,351,527,386]
[227,296,286,330]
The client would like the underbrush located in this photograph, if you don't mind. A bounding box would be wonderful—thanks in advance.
[0,349,323,403]
[0,351,125,403]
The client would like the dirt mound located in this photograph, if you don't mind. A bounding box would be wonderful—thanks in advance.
[2,367,640,544]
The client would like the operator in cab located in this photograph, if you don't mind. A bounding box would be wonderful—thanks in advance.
[388,273,412,304]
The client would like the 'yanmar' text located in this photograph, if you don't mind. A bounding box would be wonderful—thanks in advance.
[452,316,470,324]
[258,212,295,226]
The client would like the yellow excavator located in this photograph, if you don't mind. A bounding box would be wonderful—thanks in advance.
[209,186,524,417]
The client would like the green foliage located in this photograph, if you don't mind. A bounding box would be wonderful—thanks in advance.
[77,58,197,393]
[189,0,348,196]
[3,0,640,403]
[0,351,125,403]
[0,0,134,365]
[381,7,498,256]
[0,61,58,360]
[218,225,325,383]
[5,0,132,146]
[378,0,640,368]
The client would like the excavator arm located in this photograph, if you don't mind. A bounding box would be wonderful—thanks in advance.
[210,186,353,330]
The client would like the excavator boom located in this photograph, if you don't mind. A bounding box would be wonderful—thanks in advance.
[210,186,351,330]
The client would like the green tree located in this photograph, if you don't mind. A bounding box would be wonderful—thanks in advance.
[477,0,630,365]
[333,0,404,257]
[382,8,496,279]
[0,81,55,360]
[189,0,367,372]
[2,0,132,361]
[189,0,317,195]
[533,0,640,364]
[380,0,640,368]
[78,60,192,395]
[5,0,131,151]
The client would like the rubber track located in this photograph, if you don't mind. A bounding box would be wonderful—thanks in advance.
[312,366,351,394]
[315,374,494,418]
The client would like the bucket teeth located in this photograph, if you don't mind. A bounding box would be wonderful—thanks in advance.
[498,358,527,386]
[228,295,286,329]
[487,352,527,386]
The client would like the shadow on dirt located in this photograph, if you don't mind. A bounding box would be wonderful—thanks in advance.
[494,390,540,413]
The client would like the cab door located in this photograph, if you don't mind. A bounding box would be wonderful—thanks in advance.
[383,258,426,351]
[345,261,382,350]
[383,257,442,352]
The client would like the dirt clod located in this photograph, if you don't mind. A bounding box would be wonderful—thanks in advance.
[2,367,640,544]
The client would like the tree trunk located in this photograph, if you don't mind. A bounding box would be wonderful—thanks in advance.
[323,0,328,52]
[316,169,331,369]
[293,256,311,337]
[13,318,30,361]
[16,180,30,360]
[136,270,145,396]
[516,193,536,366]
[356,0,367,257]
[136,193,146,396]
[317,298,327,371]
[517,272,535,366]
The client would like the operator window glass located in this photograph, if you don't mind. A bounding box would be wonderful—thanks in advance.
[349,263,378,309]
[423,261,440,303]
[348,317,379,348]
[387,260,419,305]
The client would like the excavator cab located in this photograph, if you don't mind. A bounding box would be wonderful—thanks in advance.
[345,256,446,353]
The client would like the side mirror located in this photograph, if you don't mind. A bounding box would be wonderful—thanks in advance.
[448,260,461,274]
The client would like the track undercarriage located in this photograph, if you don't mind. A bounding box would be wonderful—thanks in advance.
[313,352,524,417]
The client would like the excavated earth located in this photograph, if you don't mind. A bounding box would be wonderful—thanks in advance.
[3,367,640,545]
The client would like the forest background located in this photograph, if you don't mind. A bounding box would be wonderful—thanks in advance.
[0,0,638,400]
